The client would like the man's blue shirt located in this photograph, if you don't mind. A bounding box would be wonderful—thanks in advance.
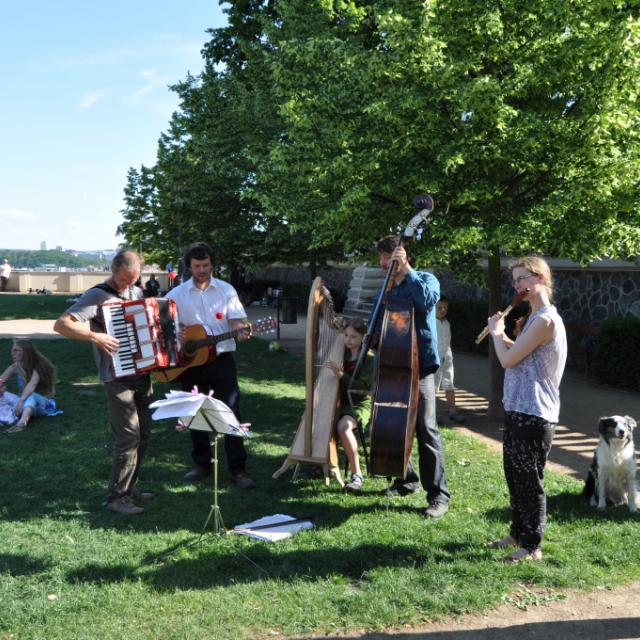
[370,269,440,377]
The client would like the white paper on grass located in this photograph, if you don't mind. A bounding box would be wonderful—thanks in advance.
[149,390,253,438]
[231,514,314,542]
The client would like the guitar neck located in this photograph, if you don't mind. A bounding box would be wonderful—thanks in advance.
[191,328,244,351]
[213,328,243,344]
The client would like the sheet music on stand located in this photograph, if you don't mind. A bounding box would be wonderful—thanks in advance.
[149,390,254,438]
[149,389,254,541]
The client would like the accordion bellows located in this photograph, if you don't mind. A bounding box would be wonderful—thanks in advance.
[101,298,180,378]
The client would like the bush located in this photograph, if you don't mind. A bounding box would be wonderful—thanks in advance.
[593,315,640,391]
[446,297,532,357]
[447,299,490,356]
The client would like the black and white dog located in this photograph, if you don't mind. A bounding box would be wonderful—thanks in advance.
[584,415,637,512]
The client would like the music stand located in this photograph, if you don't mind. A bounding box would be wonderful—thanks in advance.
[150,390,254,540]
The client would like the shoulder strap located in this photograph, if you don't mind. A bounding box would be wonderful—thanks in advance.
[92,282,126,300]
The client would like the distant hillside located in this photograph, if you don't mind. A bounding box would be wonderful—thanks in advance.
[0,249,108,269]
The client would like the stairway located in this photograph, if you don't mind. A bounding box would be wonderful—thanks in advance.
[342,265,385,319]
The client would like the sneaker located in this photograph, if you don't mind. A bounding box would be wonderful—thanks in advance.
[231,471,256,489]
[131,486,155,501]
[184,466,213,482]
[107,496,144,516]
[382,481,420,497]
[486,534,518,549]
[424,501,449,519]
[344,473,364,492]
[502,547,543,563]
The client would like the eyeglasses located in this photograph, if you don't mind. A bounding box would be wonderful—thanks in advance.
[512,273,537,286]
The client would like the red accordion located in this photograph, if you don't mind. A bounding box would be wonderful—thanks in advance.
[101,298,180,378]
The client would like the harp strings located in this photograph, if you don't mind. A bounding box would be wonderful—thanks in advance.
[313,285,340,381]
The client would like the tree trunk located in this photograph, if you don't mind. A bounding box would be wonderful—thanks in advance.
[309,249,318,280]
[487,249,505,422]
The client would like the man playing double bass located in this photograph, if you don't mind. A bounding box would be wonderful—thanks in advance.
[371,235,451,519]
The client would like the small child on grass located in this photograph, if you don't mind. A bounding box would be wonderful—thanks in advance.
[434,297,465,423]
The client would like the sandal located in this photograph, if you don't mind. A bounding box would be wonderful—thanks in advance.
[502,547,543,564]
[486,535,518,549]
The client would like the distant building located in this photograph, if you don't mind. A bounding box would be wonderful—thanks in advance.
[55,245,63,251]
[40,241,47,250]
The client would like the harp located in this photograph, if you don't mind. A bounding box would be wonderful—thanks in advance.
[272,277,345,486]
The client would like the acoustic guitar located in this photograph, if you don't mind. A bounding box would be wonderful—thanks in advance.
[153,316,276,383]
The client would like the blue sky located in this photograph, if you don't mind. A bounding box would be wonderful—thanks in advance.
[1,1,227,251]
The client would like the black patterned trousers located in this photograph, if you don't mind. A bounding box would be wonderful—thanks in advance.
[503,411,555,551]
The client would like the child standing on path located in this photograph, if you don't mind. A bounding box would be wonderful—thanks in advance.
[434,298,464,423]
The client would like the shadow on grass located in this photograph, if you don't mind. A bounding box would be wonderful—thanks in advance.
[0,553,51,576]
[482,486,640,529]
[66,540,449,591]
[2,428,397,535]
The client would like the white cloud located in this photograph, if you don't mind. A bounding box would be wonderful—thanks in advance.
[60,37,203,68]
[0,208,40,221]
[79,89,109,109]
[124,68,174,103]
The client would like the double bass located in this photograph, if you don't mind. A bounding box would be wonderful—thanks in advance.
[349,195,435,477]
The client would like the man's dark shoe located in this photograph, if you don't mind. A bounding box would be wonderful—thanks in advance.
[382,481,420,497]
[424,501,449,519]
[231,471,256,489]
[107,496,144,516]
[184,466,213,482]
[131,486,155,501]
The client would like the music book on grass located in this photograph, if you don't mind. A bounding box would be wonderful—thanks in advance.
[230,514,314,542]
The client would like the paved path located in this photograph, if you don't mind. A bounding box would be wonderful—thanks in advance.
[441,351,639,479]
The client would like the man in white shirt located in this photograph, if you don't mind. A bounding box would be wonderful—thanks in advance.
[165,242,255,489]
[0,258,11,291]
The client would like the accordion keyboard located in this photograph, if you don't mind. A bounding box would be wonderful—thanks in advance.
[103,302,159,378]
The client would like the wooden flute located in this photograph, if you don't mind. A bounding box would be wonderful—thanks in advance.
[475,288,530,344]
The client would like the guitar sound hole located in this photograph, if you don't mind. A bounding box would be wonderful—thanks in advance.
[184,341,197,357]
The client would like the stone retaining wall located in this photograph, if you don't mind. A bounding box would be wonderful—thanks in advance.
[258,259,640,327]
[3,271,170,294]
[439,263,640,324]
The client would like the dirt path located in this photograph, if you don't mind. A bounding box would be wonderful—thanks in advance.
[346,582,640,639]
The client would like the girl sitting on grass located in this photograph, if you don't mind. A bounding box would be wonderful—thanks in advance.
[0,339,62,434]
[324,317,373,492]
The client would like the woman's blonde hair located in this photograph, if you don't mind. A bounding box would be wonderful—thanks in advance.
[13,339,57,395]
[510,256,554,301]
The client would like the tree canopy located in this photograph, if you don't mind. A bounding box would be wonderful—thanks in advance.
[118,0,640,277]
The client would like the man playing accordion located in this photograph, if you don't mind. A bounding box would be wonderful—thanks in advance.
[54,250,154,516]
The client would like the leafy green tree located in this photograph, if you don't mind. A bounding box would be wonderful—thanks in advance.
[117,0,640,416]
[118,1,348,276]
[117,166,160,259]
[254,0,640,416]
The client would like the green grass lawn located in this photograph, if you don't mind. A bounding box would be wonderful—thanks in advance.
[0,294,75,320]
[1,337,639,639]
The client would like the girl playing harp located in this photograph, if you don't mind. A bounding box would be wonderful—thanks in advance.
[324,317,374,491]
